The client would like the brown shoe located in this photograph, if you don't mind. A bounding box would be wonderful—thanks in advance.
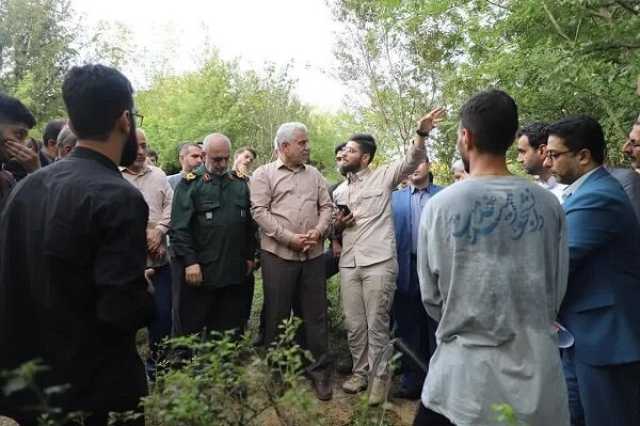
[309,371,333,401]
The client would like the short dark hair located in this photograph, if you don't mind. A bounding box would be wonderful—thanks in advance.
[62,64,134,141]
[459,89,519,155]
[0,93,36,128]
[349,133,377,163]
[546,115,606,164]
[178,142,200,157]
[516,122,548,149]
[148,149,158,158]
[43,119,66,144]
[334,142,346,155]
[235,146,257,159]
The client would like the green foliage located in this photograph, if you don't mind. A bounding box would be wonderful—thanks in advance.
[492,403,526,426]
[144,317,322,426]
[0,0,76,124]
[332,0,640,169]
[135,56,353,175]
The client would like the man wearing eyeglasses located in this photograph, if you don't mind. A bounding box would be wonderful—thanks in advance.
[0,93,37,211]
[170,133,257,339]
[544,115,640,426]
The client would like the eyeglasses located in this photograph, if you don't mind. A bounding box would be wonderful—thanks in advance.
[132,111,144,127]
[545,150,572,161]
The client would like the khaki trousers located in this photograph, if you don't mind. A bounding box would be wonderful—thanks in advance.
[340,258,397,378]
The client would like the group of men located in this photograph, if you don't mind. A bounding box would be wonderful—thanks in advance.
[1,62,640,426]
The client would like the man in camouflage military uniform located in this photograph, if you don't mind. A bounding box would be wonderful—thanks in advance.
[170,133,257,337]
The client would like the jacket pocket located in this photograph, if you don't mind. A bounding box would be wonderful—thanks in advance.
[569,292,615,313]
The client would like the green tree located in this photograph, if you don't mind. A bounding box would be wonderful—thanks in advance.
[136,54,352,175]
[0,0,76,123]
[332,0,640,173]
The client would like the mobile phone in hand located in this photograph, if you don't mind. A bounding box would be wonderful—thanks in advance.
[337,204,351,215]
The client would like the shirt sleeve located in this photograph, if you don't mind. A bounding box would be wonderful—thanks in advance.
[386,142,427,190]
[157,174,174,235]
[169,180,198,266]
[417,202,443,321]
[555,208,569,315]
[565,191,622,274]
[249,166,296,245]
[244,181,258,260]
[315,173,333,237]
[93,191,153,331]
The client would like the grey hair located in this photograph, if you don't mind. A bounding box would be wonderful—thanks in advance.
[202,133,231,151]
[56,125,78,148]
[274,122,308,149]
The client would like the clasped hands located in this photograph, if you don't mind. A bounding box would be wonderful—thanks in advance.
[289,229,322,253]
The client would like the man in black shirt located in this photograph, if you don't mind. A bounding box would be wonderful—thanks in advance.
[0,94,37,212]
[0,64,153,426]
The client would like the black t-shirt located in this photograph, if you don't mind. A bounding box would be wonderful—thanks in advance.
[0,147,153,418]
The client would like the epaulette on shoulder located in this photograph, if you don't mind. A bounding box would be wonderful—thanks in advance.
[183,172,198,183]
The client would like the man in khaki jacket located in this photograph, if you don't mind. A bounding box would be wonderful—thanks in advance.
[334,108,444,404]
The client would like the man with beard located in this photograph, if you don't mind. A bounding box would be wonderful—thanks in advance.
[0,64,153,426]
[415,90,569,425]
[623,117,640,175]
[516,122,566,201]
[610,117,640,222]
[170,133,257,338]
[544,116,640,426]
[333,106,444,405]
[0,94,36,211]
[390,158,443,400]
[122,128,173,380]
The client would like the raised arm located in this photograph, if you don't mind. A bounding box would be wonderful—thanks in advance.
[389,107,446,188]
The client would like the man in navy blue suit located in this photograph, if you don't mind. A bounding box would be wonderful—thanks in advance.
[391,158,443,399]
[544,115,640,426]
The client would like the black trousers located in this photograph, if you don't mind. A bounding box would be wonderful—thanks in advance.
[413,403,455,426]
[175,272,251,337]
[393,255,438,391]
[261,251,329,371]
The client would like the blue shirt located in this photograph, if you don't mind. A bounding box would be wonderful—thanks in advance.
[411,183,438,253]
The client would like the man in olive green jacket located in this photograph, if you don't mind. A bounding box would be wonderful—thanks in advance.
[170,133,257,337]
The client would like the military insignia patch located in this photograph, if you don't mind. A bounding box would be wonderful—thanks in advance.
[185,172,197,182]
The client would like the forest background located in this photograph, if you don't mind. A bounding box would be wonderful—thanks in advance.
[1,0,638,184]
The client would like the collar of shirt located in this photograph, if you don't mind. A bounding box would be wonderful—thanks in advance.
[410,183,433,194]
[347,167,371,184]
[535,174,560,190]
[121,165,152,177]
[71,147,119,174]
[562,165,602,201]
[275,157,306,172]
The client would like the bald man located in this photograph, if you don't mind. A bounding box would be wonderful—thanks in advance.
[170,133,257,338]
